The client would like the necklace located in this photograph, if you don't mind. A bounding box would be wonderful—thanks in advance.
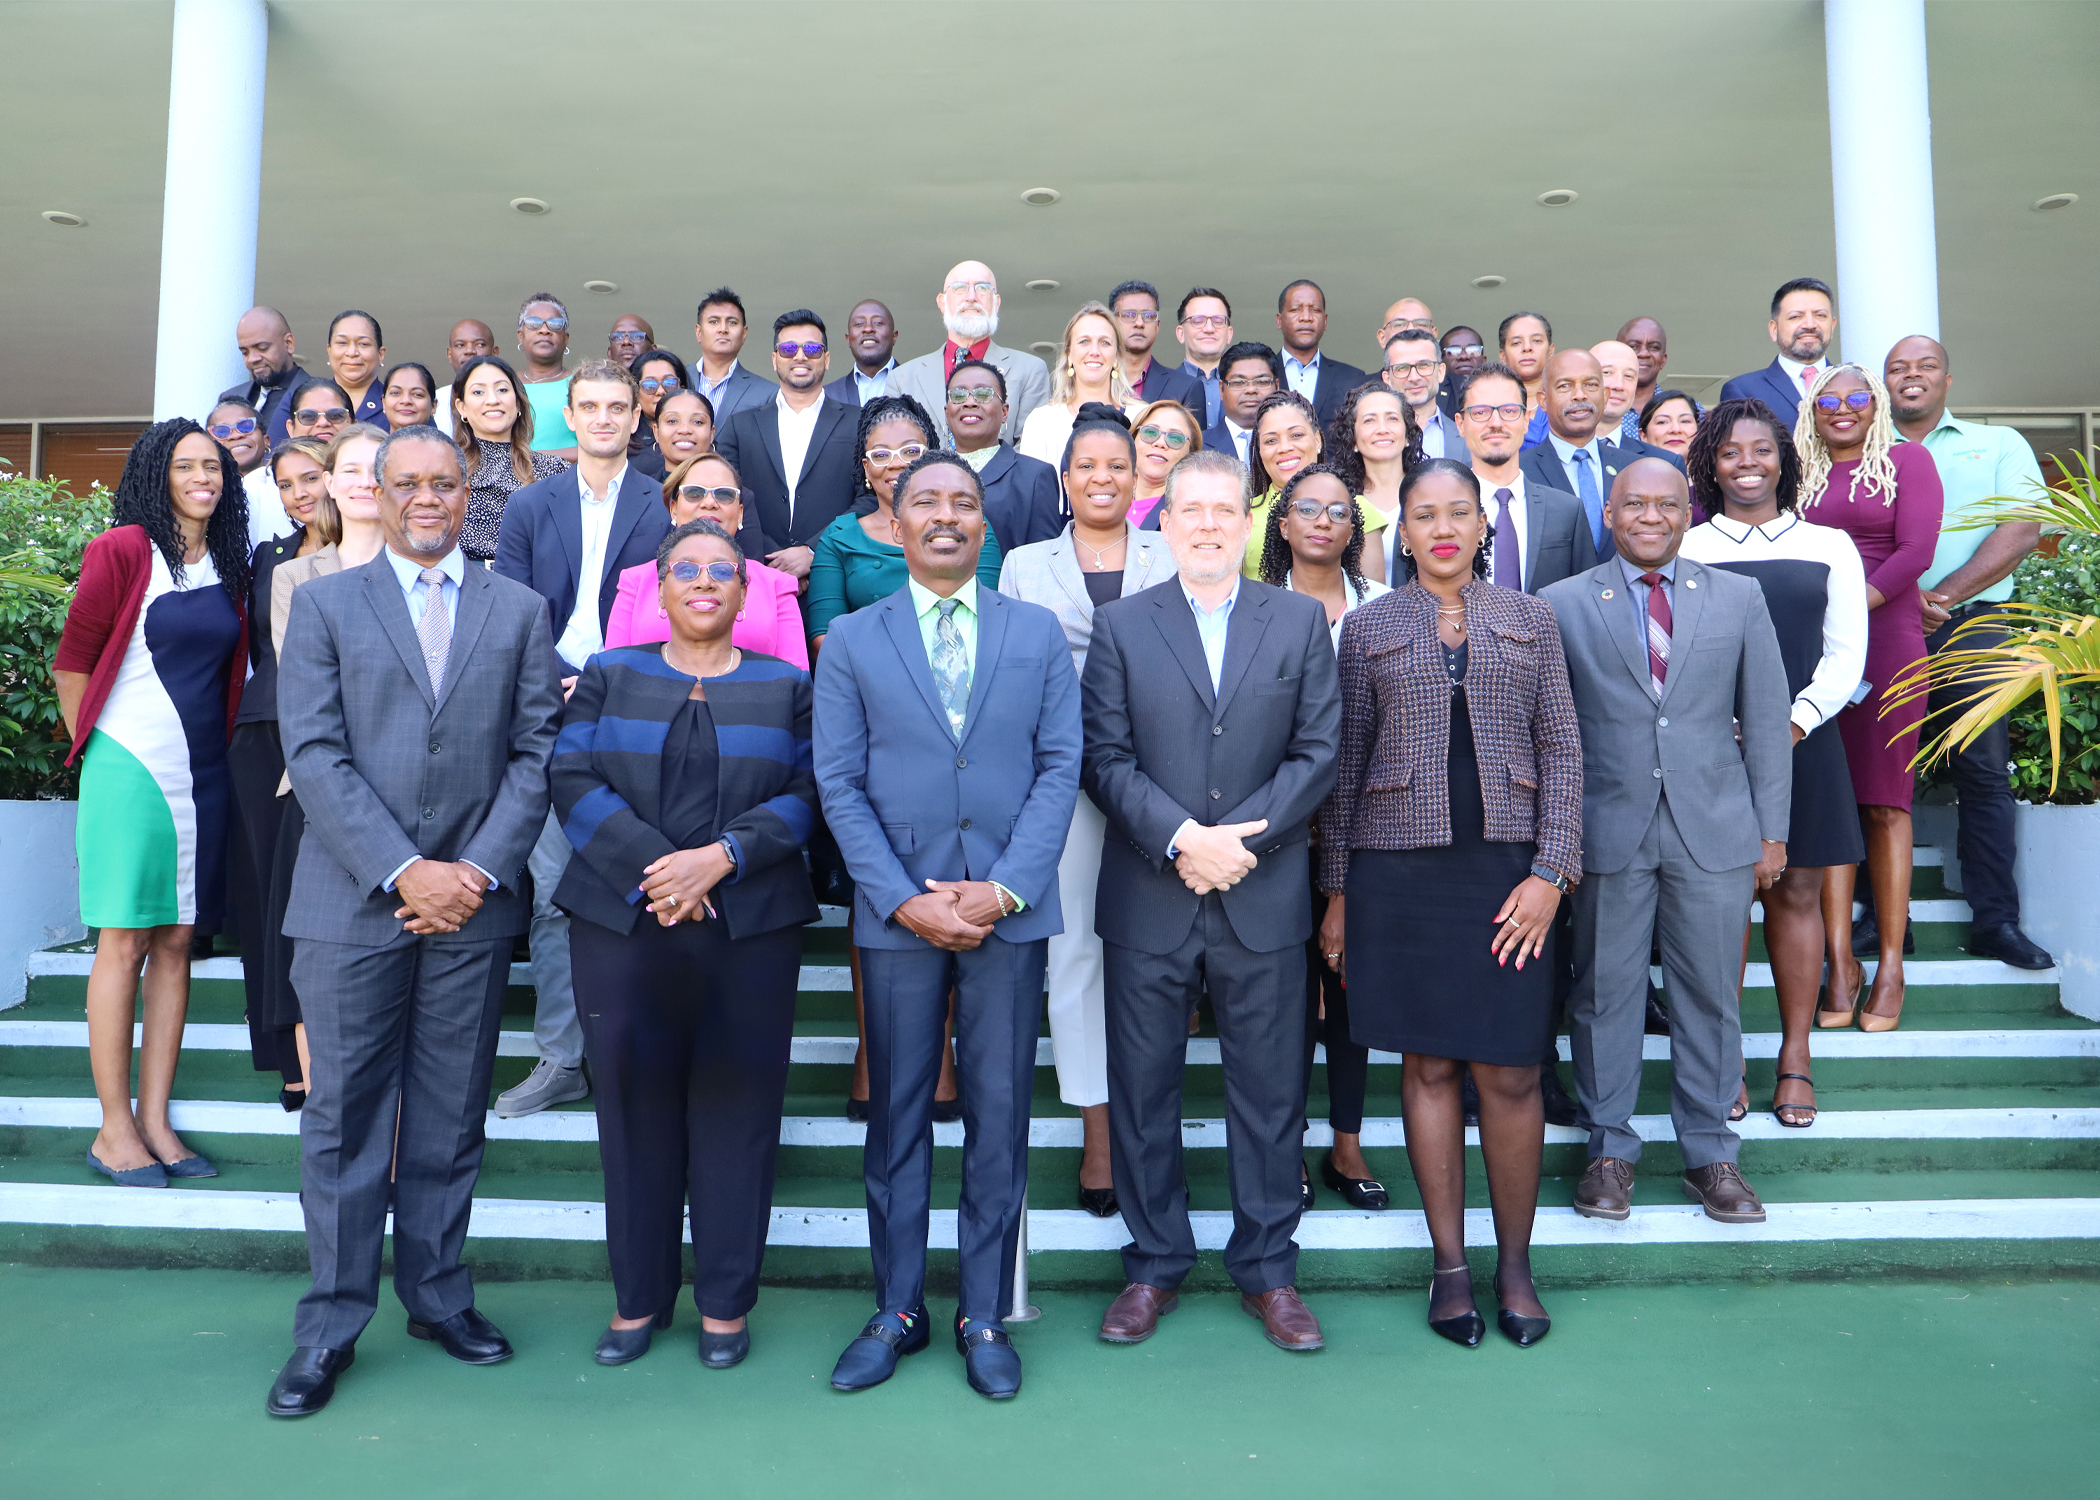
[1074,528,1128,571]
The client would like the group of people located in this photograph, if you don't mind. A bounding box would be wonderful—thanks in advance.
[53,258,2057,1417]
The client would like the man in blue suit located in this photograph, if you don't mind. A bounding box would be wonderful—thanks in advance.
[1719,276,1839,430]
[813,452,1082,1401]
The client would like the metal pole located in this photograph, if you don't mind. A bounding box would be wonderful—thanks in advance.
[1007,1191,1042,1323]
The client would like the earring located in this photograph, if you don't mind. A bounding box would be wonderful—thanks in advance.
[735,610,745,622]
[1399,544,1413,557]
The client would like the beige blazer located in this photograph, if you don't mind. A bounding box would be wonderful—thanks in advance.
[996,524,1174,679]
[271,543,344,794]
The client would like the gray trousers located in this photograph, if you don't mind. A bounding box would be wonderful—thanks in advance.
[291,933,511,1349]
[1569,798,1753,1171]
[527,809,582,1069]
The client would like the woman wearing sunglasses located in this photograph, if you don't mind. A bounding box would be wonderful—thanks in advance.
[1126,398,1202,529]
[552,517,819,1370]
[602,452,806,669]
[1796,365,1944,1033]
[209,399,291,548]
[286,380,353,446]
[627,349,692,478]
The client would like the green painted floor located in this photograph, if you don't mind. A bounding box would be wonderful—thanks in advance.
[1,1268,2093,1500]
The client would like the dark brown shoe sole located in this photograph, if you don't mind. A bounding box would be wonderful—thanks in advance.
[1241,1297,1324,1351]
[1571,1196,1631,1222]
[1098,1294,1178,1344]
[1681,1177,1767,1224]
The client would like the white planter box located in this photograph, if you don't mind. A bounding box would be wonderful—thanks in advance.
[0,799,83,1008]
[2013,800,2100,1021]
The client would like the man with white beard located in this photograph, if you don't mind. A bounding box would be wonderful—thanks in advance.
[889,260,1052,444]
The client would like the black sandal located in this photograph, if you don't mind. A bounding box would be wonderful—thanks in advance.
[1728,1078,1748,1123]
[1771,1072,1816,1128]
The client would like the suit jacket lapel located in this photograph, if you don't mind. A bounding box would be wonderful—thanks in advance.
[1212,587,1270,723]
[799,400,849,485]
[957,590,1008,748]
[1124,535,1167,594]
[1152,589,1216,712]
[1522,490,1548,591]
[878,592,954,740]
[600,475,653,595]
[362,558,437,712]
[551,469,584,582]
[1045,531,1092,616]
[1656,559,1707,708]
[436,564,495,715]
[1584,563,1656,701]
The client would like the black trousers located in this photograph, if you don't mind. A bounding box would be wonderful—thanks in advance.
[227,722,298,1080]
[570,913,802,1322]
[1927,606,2022,928]
[1106,895,1307,1294]
[1303,883,1367,1134]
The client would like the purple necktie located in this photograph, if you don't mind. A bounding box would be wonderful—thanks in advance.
[1494,488,1520,589]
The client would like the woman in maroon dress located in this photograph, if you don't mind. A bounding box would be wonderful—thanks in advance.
[1796,365,1943,1031]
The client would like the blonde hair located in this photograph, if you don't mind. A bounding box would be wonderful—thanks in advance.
[1049,301,1139,408]
[1128,398,1203,452]
[1796,363,1899,509]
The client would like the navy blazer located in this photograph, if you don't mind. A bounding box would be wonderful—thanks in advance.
[978,443,1066,556]
[812,584,1082,950]
[714,396,861,554]
[1135,358,1208,415]
[492,466,672,678]
[1519,435,1687,566]
[1719,358,1805,430]
[550,645,818,939]
[1310,355,1372,426]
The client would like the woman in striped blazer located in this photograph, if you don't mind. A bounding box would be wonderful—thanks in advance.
[551,518,819,1371]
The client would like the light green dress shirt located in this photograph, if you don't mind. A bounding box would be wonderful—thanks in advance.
[1919,414,2046,603]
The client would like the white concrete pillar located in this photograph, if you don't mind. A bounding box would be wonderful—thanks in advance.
[1824,0,1940,371]
[151,0,268,421]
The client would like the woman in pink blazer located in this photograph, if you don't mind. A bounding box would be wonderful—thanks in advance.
[603,452,808,669]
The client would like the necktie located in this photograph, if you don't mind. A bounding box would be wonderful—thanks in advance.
[1493,488,1520,589]
[932,598,969,737]
[417,567,451,697]
[1571,448,1604,551]
[1799,364,1819,391]
[1639,571,1671,697]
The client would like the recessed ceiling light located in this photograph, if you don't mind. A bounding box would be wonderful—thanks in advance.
[1029,341,1058,356]
[1025,279,1061,292]
[510,197,550,215]
[583,279,618,295]
[1020,187,1061,207]
[1536,189,1578,207]
[2032,192,2078,212]
[1471,274,1507,289]
[40,210,85,228]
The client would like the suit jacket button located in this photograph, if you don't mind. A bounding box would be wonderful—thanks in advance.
[430,741,442,754]
[1657,717,1668,728]
[956,756,967,768]
[423,806,436,818]
[959,818,972,830]
[1652,768,1663,779]
[1212,725,1223,736]
[1210,789,1222,799]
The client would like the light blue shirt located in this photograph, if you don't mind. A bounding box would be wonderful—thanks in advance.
[1183,576,1239,694]
[1618,554,1677,678]
[697,365,738,415]
[852,358,896,406]
[1281,350,1322,403]
[1919,413,2048,604]
[1550,429,1611,547]
[380,545,490,892]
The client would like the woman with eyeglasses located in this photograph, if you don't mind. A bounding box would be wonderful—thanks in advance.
[1016,302,1140,466]
[1327,384,1422,581]
[323,310,388,427]
[452,353,568,562]
[516,293,580,459]
[553,517,819,1369]
[1247,390,1386,582]
[627,349,692,479]
[286,380,353,446]
[1126,398,1202,529]
[380,361,437,432]
[603,452,806,668]
[1638,389,1703,467]
[1796,365,1944,1033]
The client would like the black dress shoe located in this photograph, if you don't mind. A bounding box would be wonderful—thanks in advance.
[1319,1152,1388,1210]
[956,1319,1022,1400]
[1299,1167,1315,1212]
[1540,1065,1581,1128]
[265,1345,353,1417]
[406,1306,513,1365]
[594,1305,673,1366]
[1427,1267,1484,1349]
[931,1096,963,1124]
[1852,910,1914,958]
[1459,1068,1481,1127]
[1643,991,1672,1036]
[700,1327,750,1369]
[1493,1273,1551,1347]
[831,1305,930,1391]
[1967,922,2055,970]
[1077,1185,1120,1218]
[844,1096,868,1123]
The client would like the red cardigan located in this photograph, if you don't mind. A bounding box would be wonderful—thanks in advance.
[53,525,248,766]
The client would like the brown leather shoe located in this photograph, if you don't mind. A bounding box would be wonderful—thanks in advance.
[1682,1162,1766,1223]
[1241,1286,1324,1351]
[1099,1283,1179,1344]
[1572,1157,1635,1221]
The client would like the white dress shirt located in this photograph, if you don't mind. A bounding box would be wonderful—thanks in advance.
[775,389,825,520]
[554,463,627,668]
[243,465,291,552]
[852,359,895,405]
[1777,353,1826,398]
[1220,418,1252,467]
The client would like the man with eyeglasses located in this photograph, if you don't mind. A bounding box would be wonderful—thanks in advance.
[1108,280,1207,413]
[716,310,861,584]
[1721,277,1838,430]
[824,300,901,407]
[942,359,1062,556]
[516,293,579,461]
[1456,365,1588,595]
[220,306,314,445]
[1374,297,1437,350]
[606,314,654,368]
[889,260,1050,445]
[1204,341,1283,470]
[1438,327,1487,417]
[433,320,494,437]
[1274,279,1366,426]
[1520,350,1686,562]
[207,397,291,548]
[691,287,776,428]
[1380,329,1467,462]
[1616,317,1670,437]
[1173,287,1235,427]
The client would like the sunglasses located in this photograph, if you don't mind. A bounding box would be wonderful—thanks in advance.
[293,407,351,425]
[948,385,999,405]
[640,376,682,394]
[1135,424,1190,450]
[866,443,928,466]
[677,484,740,505]
[668,559,740,584]
[209,419,258,438]
[1443,343,1486,358]
[777,341,826,359]
[519,316,569,332]
[1815,391,1875,413]
[1461,403,1527,423]
[1289,500,1354,524]
[610,329,649,342]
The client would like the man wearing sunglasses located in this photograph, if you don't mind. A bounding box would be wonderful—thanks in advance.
[887,260,1051,446]
[1721,276,1838,429]
[1109,280,1207,414]
[943,359,1063,557]
[1380,329,1467,462]
[220,306,315,446]
[606,314,654,367]
[715,310,860,583]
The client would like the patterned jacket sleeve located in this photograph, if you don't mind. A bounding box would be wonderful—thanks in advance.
[1528,599,1584,884]
[1319,607,1377,893]
[549,659,678,906]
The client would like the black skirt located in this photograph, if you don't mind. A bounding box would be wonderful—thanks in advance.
[1343,684,1555,1067]
[1786,720,1866,868]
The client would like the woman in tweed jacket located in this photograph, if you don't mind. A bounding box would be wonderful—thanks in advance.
[1317,459,1582,1349]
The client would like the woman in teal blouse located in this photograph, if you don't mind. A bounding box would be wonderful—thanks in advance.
[807,395,1002,648]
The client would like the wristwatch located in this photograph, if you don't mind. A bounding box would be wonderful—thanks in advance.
[1529,863,1571,894]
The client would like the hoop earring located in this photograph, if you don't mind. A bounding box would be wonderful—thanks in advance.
[1399,544,1413,557]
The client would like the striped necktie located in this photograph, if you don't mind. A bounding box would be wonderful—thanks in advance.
[1638,571,1671,697]
[417,567,451,698]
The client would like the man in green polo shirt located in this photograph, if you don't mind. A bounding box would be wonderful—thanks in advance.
[1885,335,2053,970]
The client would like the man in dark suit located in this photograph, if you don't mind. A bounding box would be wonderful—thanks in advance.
[221,306,314,445]
[1110,279,1208,412]
[1719,276,1839,430]
[1520,350,1687,564]
[714,309,861,586]
[1275,279,1367,426]
[944,358,1064,554]
[1201,341,1283,471]
[1437,325,1487,418]
[490,361,671,1119]
[1083,447,1341,1353]
[824,298,900,407]
[1457,365,1588,592]
[267,425,562,1417]
[814,452,1081,1401]
[690,287,776,427]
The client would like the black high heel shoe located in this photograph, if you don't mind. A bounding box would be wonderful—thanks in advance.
[1319,1152,1389,1210]
[1492,1272,1550,1348]
[594,1303,674,1365]
[1427,1265,1484,1348]
[699,1324,750,1369]
[1077,1185,1119,1218]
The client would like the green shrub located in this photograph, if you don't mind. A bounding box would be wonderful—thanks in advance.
[2007,533,2100,806]
[0,470,112,799]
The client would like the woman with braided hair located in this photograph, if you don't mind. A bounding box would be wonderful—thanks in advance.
[1794,364,1944,1032]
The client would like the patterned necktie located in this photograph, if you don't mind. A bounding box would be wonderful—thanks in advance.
[417,567,451,697]
[1638,571,1672,697]
[932,598,969,737]
[1571,448,1604,550]
[1493,487,1520,589]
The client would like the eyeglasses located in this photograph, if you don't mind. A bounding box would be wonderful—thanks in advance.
[866,443,928,466]
[293,407,351,425]
[1384,359,1441,378]
[519,316,569,332]
[1288,500,1354,524]
[1814,391,1875,413]
[1116,309,1160,324]
[639,376,681,395]
[1382,318,1437,333]
[1135,424,1190,450]
[1223,375,1277,391]
[1443,344,1485,358]
[947,385,999,405]
[677,485,740,505]
[1461,403,1527,423]
[776,341,827,359]
[209,419,258,438]
[668,559,739,584]
[1180,314,1230,330]
[945,280,996,295]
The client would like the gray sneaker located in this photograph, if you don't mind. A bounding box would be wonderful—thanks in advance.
[493,1060,589,1118]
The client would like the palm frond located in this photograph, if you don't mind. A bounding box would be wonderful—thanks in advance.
[1943,448,2100,534]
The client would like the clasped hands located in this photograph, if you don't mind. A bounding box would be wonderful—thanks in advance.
[394,859,489,934]
[896,879,1007,951]
[1174,819,1267,895]
[640,844,735,926]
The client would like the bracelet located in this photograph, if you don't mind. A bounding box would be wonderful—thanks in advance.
[993,885,1013,917]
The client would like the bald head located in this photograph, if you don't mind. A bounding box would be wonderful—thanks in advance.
[446,319,495,371]
[938,260,999,343]
[235,307,296,383]
[1543,349,1605,443]
[1591,340,1642,426]
[1378,296,1436,346]
[1606,456,1692,568]
[1885,333,1950,432]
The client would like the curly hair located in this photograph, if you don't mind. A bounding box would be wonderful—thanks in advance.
[1247,389,1322,495]
[110,417,251,602]
[1796,363,1899,509]
[1258,462,1366,592]
[1392,458,1491,583]
[1687,397,1801,522]
[852,394,939,503]
[1324,382,1422,496]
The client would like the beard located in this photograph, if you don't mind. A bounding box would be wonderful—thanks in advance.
[944,308,997,343]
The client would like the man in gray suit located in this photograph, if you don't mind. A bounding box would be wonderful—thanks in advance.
[266,425,562,1417]
[1540,458,1791,1228]
[886,259,1051,445]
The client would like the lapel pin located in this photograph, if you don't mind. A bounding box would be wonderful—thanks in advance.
[1685,578,1697,589]
[1601,588,1614,600]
